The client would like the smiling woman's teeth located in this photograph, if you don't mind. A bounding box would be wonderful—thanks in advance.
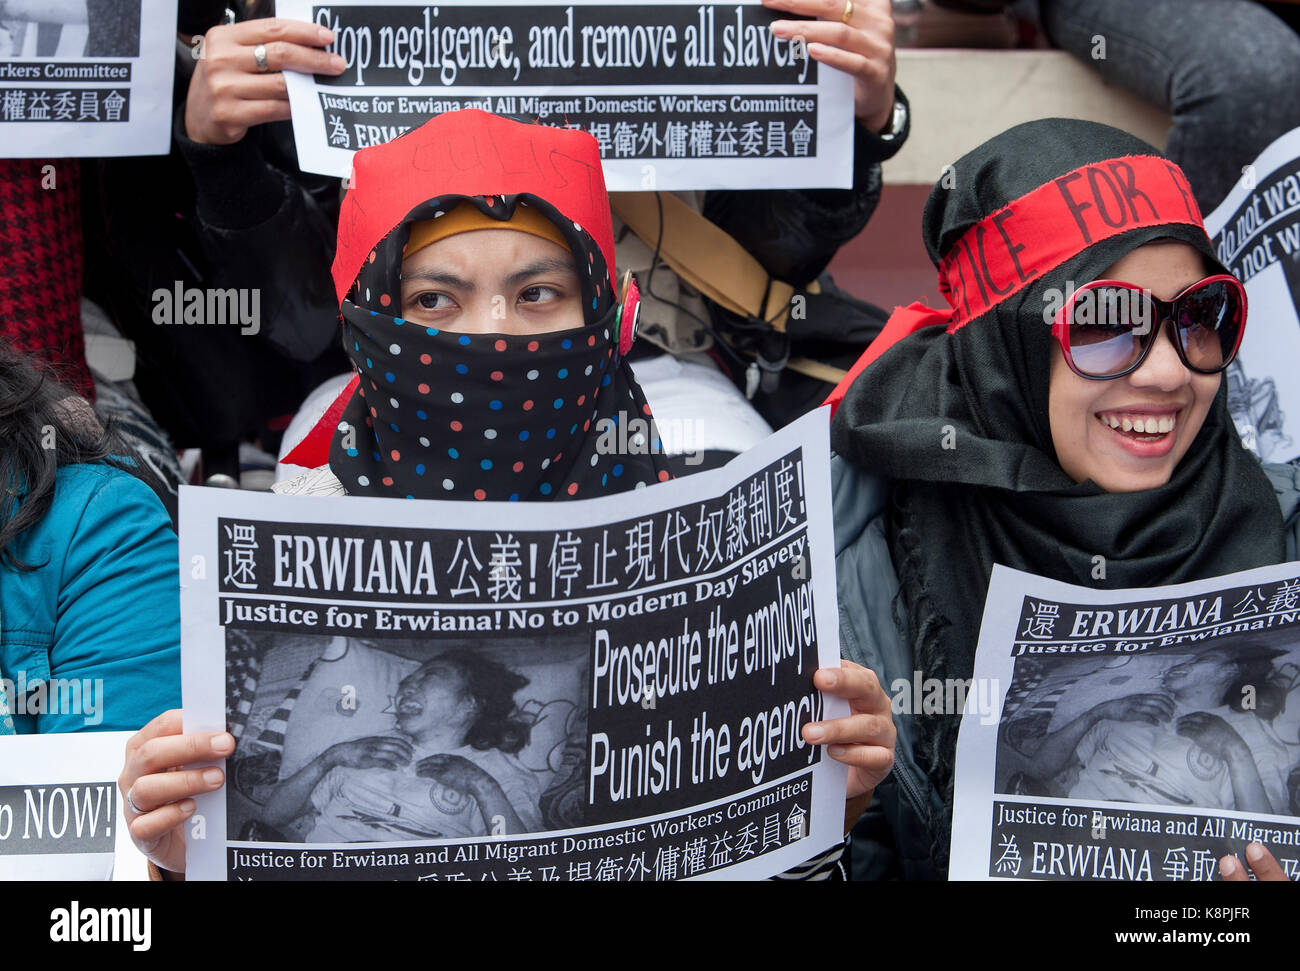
[1098,413,1176,436]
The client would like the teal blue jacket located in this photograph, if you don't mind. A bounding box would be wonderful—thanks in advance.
[0,463,180,733]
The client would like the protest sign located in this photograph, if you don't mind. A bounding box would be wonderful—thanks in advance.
[950,564,1300,881]
[0,0,177,157]
[181,409,847,880]
[0,731,144,880]
[1204,126,1300,463]
[279,0,854,190]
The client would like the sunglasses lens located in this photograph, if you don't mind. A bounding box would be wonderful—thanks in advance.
[1067,286,1152,376]
[1175,280,1243,371]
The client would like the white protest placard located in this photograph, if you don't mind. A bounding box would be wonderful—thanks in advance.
[1204,126,1300,464]
[0,731,146,881]
[181,409,847,881]
[0,0,178,157]
[278,0,854,190]
[951,563,1300,882]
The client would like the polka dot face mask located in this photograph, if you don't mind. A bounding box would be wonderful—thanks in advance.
[330,193,670,501]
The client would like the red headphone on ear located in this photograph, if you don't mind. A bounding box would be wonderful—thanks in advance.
[618,270,641,357]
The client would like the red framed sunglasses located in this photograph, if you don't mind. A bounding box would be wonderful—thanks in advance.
[1051,274,1247,380]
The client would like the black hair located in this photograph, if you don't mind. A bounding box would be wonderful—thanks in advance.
[0,347,119,570]
[1217,648,1288,722]
[418,650,532,755]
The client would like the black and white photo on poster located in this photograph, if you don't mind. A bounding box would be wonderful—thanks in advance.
[951,564,1300,881]
[181,410,848,880]
[1225,358,1291,462]
[1205,125,1300,463]
[996,638,1300,815]
[0,0,175,155]
[279,0,854,190]
[225,631,585,844]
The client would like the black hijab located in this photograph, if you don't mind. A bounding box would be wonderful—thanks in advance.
[830,120,1284,860]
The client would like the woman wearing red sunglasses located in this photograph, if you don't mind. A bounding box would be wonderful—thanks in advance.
[1046,251,1246,495]
[826,118,1294,881]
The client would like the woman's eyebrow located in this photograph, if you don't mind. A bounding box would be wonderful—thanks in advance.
[402,269,475,291]
[503,258,577,289]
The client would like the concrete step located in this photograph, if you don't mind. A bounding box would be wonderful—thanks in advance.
[885,49,1170,185]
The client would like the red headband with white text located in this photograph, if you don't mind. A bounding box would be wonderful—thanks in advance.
[825,155,1208,416]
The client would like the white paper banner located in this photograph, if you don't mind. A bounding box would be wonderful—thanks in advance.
[280,0,854,190]
[0,0,178,158]
[0,730,147,881]
[182,410,848,881]
[951,563,1300,882]
[1205,126,1300,464]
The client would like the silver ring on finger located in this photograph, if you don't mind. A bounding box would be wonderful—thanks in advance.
[253,43,270,72]
[125,787,146,816]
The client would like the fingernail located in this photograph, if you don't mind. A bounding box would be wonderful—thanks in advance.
[828,745,847,757]
[1246,842,1265,862]
[822,670,838,688]
[179,799,196,815]
[318,26,334,43]
[1220,856,1236,876]
[331,54,346,70]
[804,724,824,742]
[203,768,223,787]
[211,733,234,756]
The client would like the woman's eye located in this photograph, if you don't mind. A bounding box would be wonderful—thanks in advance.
[519,285,561,304]
[416,292,453,311]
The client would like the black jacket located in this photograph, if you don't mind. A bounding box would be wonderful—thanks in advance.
[82,44,346,460]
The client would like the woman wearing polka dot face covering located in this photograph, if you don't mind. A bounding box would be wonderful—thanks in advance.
[328,197,668,501]
[270,110,670,501]
[119,111,894,880]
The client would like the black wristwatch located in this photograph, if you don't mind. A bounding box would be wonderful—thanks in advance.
[858,86,910,162]
[878,96,908,143]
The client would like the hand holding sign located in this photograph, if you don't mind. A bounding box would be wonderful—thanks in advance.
[1220,842,1292,881]
[763,0,897,133]
[801,659,896,801]
[184,18,346,145]
[118,709,233,877]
